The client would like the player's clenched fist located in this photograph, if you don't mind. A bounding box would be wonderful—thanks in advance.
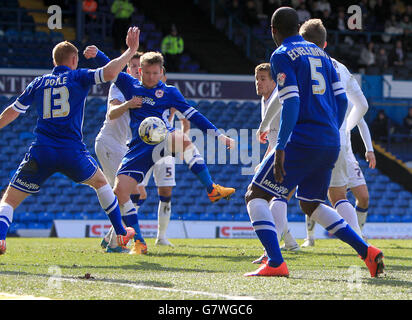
[83,45,98,59]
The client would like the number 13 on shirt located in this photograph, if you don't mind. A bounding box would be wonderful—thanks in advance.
[43,86,70,119]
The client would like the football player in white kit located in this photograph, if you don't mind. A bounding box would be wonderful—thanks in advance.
[298,19,375,247]
[252,63,300,264]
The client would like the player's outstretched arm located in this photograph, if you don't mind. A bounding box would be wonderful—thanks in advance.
[0,106,20,130]
[102,27,140,82]
[83,46,111,67]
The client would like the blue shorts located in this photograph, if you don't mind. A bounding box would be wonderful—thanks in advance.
[117,140,169,184]
[10,145,98,194]
[252,143,339,202]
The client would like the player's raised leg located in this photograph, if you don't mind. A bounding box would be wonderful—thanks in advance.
[83,169,135,246]
[168,129,235,202]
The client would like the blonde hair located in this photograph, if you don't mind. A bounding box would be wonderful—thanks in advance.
[52,41,78,65]
[255,63,272,79]
[140,51,164,67]
[299,19,327,48]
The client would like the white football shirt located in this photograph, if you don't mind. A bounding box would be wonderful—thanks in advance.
[95,83,132,145]
[261,87,280,148]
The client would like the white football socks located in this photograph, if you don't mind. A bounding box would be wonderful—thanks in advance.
[334,200,362,236]
[157,201,171,240]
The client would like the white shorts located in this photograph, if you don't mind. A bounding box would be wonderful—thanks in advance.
[346,150,366,189]
[330,146,349,188]
[139,155,176,187]
[95,138,128,187]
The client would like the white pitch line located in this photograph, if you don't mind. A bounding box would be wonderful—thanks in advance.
[61,277,256,300]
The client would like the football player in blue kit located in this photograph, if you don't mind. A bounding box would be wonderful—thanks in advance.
[244,8,385,277]
[90,50,236,254]
[0,27,141,255]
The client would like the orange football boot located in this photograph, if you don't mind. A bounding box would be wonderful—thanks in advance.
[208,184,235,203]
[362,245,385,277]
[116,227,135,247]
[244,261,289,277]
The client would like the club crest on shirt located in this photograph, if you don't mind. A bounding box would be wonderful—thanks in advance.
[277,73,286,86]
[155,89,164,98]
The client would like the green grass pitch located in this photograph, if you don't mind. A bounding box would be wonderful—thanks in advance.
[0,238,411,300]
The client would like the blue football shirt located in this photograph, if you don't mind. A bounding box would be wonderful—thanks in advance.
[270,35,347,149]
[12,65,106,149]
[114,72,221,149]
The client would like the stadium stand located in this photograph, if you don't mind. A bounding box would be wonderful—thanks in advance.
[0,96,411,233]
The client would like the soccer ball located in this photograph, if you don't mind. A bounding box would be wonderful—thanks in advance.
[138,117,168,145]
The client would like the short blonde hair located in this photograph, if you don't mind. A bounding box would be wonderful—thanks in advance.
[52,41,78,65]
[140,51,164,67]
[299,19,327,48]
[255,63,272,79]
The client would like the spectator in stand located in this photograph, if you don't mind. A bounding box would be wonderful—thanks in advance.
[375,47,388,73]
[335,8,347,31]
[382,14,404,43]
[371,110,391,143]
[296,3,311,24]
[359,42,376,69]
[400,14,412,34]
[83,0,98,23]
[403,107,412,135]
[161,24,184,72]
[111,0,135,51]
[389,40,405,67]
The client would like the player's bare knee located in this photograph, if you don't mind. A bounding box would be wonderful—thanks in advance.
[158,186,172,198]
[245,184,272,205]
[299,201,320,217]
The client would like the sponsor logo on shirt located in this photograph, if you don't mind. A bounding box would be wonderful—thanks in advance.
[142,97,155,106]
